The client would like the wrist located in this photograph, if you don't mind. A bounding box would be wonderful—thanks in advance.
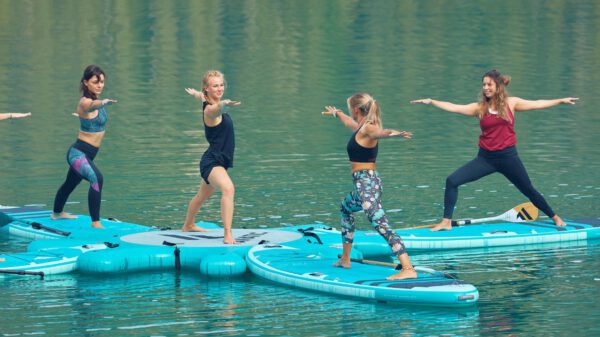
[333,110,338,118]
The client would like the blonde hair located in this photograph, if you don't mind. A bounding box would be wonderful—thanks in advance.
[347,92,382,127]
[202,70,225,104]
[478,69,512,121]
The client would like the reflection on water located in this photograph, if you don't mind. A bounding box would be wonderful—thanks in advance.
[1,0,599,336]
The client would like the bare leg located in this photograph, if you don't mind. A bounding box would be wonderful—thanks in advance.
[182,180,215,232]
[333,243,352,268]
[386,253,417,280]
[430,217,453,232]
[552,214,566,227]
[51,212,77,220]
[207,167,237,244]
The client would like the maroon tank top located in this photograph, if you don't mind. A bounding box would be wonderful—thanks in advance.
[478,107,516,151]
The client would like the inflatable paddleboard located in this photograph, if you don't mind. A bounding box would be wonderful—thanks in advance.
[0,206,157,240]
[246,244,479,307]
[0,243,111,277]
[397,218,600,251]
[74,228,306,275]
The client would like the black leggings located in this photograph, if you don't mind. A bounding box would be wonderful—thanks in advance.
[443,146,555,219]
[53,139,103,222]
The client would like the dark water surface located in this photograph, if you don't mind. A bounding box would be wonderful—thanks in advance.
[1,1,599,336]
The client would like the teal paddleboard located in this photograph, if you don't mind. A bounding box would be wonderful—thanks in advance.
[246,244,479,307]
[0,243,110,277]
[397,219,600,251]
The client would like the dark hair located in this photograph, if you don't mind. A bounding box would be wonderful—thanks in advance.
[79,65,106,99]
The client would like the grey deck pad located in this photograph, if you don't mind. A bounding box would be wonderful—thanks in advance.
[120,229,303,247]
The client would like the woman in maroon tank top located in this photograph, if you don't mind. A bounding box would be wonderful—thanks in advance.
[411,69,578,231]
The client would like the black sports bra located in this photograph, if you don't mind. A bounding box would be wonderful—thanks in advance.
[347,125,378,163]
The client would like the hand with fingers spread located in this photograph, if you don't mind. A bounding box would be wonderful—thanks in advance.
[560,97,579,105]
[321,105,341,117]
[385,129,413,139]
[410,98,432,105]
[185,87,206,102]
[220,99,241,106]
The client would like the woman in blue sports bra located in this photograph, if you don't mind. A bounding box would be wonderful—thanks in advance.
[322,93,416,280]
[51,65,117,229]
[181,70,240,244]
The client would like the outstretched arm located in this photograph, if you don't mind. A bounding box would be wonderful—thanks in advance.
[0,112,31,121]
[186,88,241,119]
[511,97,578,112]
[79,97,117,114]
[411,98,479,116]
[321,106,359,130]
[363,123,412,140]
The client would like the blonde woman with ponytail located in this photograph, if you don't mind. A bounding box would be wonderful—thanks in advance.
[411,69,578,231]
[182,70,240,244]
[322,93,416,280]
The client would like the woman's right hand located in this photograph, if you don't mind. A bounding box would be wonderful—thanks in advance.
[410,98,432,105]
[321,105,341,117]
[185,88,206,102]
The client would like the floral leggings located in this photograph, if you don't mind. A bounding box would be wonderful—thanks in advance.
[340,170,406,256]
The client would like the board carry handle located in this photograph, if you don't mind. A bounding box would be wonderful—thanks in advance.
[337,254,402,270]
[0,211,72,236]
[31,222,71,237]
[297,228,323,244]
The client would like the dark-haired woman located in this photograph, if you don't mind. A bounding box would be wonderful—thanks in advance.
[323,93,416,280]
[411,69,578,231]
[52,65,117,228]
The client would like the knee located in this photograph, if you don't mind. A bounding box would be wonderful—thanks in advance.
[445,175,459,189]
[221,183,235,198]
[96,172,104,188]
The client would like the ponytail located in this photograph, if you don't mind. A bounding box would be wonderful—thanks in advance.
[347,93,382,127]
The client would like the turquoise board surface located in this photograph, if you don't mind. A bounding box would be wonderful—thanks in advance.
[0,243,108,275]
[0,206,154,240]
[246,244,479,307]
[397,219,600,251]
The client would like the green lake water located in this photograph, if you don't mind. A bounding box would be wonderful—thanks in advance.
[1,1,599,336]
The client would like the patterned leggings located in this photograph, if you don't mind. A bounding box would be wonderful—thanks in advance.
[340,170,406,256]
[53,139,103,222]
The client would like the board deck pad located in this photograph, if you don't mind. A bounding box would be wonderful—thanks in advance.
[121,229,303,247]
[246,244,479,306]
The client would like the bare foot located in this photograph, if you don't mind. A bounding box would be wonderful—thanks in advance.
[92,221,105,229]
[429,218,452,232]
[333,259,351,269]
[51,212,77,220]
[386,267,417,280]
[223,236,237,244]
[182,224,209,232]
[552,215,566,227]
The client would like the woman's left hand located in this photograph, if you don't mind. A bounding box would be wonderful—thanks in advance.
[386,129,413,139]
[561,97,579,105]
[221,99,241,106]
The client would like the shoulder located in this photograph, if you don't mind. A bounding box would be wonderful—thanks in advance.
[506,96,521,110]
[360,122,380,136]
[77,97,94,114]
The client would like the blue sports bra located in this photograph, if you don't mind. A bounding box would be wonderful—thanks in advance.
[79,106,107,133]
